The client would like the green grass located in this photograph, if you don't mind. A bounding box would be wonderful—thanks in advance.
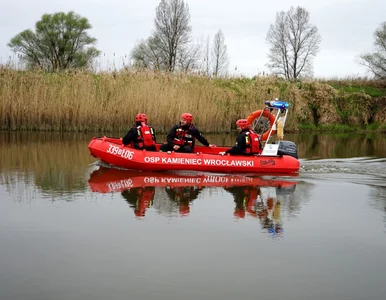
[329,84,386,97]
[378,123,386,133]
[297,123,318,131]
[366,123,381,130]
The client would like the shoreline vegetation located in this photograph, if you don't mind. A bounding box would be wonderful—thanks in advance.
[1,67,385,134]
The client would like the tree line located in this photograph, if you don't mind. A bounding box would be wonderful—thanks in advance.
[6,0,386,80]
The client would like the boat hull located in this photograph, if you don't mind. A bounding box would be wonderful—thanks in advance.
[88,137,300,174]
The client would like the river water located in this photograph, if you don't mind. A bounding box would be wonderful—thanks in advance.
[1,132,385,300]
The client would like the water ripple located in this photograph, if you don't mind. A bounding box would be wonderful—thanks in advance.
[300,157,386,187]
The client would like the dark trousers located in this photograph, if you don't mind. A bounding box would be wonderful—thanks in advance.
[134,145,156,151]
[160,144,193,153]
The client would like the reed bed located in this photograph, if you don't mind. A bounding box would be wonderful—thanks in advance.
[1,67,384,133]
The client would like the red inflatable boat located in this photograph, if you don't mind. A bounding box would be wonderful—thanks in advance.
[88,101,300,174]
[88,137,299,174]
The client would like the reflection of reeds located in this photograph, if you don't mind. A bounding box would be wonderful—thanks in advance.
[0,132,95,194]
[292,133,386,158]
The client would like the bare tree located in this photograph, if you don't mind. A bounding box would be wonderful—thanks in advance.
[211,29,229,77]
[130,0,196,73]
[177,40,202,73]
[204,35,211,76]
[153,0,192,72]
[359,21,386,79]
[266,6,321,80]
[131,36,166,70]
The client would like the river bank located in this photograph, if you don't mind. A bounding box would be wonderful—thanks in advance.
[1,67,385,133]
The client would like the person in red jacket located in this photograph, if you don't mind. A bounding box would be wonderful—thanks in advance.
[220,119,261,156]
[122,113,156,151]
[160,113,215,153]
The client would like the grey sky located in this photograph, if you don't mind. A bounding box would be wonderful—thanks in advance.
[1,0,385,77]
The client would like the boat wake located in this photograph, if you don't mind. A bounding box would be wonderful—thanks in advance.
[300,157,386,187]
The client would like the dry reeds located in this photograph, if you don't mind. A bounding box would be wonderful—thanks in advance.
[1,67,385,133]
[0,68,276,132]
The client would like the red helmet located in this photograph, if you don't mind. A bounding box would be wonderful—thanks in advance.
[135,113,148,123]
[181,113,193,123]
[236,119,249,130]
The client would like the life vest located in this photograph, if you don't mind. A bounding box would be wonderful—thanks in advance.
[244,130,261,154]
[173,125,194,147]
[134,123,156,149]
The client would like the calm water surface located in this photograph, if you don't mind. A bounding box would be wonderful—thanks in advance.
[1,132,385,300]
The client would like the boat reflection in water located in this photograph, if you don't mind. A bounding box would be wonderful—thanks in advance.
[164,186,202,217]
[121,187,156,217]
[88,167,298,232]
[225,184,294,237]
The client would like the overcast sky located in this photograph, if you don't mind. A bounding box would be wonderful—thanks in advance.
[1,0,385,78]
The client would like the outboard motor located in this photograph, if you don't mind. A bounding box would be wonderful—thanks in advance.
[277,141,298,159]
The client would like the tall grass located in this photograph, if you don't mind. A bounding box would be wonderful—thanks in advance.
[1,67,385,133]
[0,68,284,133]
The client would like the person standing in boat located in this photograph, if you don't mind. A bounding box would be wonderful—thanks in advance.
[160,113,215,153]
[219,119,261,156]
[122,113,157,151]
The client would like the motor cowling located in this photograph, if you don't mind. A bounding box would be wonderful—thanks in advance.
[277,141,298,159]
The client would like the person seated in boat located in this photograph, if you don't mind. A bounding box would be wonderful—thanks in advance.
[219,119,261,156]
[159,113,215,153]
[122,113,157,151]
